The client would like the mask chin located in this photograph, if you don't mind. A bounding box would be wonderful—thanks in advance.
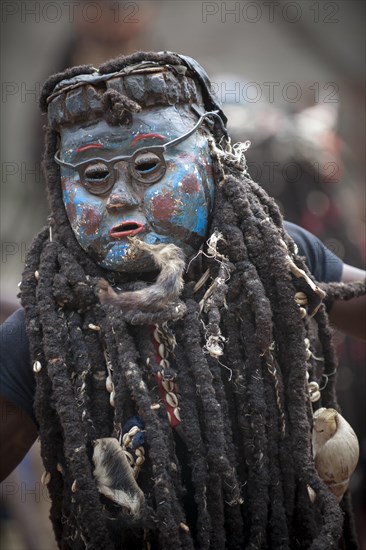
[98,246,159,274]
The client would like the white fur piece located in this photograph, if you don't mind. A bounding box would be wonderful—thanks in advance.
[92,438,145,518]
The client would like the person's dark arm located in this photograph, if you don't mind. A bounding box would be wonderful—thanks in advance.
[0,308,38,481]
[328,264,366,341]
[285,222,365,341]
[0,395,38,482]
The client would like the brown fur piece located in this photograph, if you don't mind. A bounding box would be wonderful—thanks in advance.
[97,240,186,312]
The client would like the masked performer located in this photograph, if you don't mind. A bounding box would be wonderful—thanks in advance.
[1,51,365,549]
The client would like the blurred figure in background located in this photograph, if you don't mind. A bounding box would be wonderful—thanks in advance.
[50,1,162,76]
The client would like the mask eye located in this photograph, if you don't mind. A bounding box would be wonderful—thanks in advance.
[82,162,114,194]
[131,151,166,184]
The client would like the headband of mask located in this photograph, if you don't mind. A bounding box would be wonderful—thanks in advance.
[44,52,227,131]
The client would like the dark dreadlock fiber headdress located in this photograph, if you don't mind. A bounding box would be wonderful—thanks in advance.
[20,51,364,549]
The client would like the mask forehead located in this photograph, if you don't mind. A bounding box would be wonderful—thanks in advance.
[60,106,198,161]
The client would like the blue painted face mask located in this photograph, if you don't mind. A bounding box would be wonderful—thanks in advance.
[56,106,218,272]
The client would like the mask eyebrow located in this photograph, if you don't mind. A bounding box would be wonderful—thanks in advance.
[76,143,104,153]
[131,133,166,147]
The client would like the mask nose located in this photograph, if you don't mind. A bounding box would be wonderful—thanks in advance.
[106,178,140,212]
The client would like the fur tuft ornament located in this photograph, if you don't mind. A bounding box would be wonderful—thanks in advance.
[312,408,359,502]
[97,239,185,313]
[92,438,145,518]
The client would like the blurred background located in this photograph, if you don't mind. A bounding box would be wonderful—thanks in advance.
[1,1,365,548]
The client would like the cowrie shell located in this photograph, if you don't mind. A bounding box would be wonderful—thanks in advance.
[166,392,178,408]
[294,292,308,305]
[308,381,320,393]
[162,379,175,392]
[299,307,307,319]
[122,433,131,447]
[309,390,321,402]
[307,485,316,503]
[128,426,140,437]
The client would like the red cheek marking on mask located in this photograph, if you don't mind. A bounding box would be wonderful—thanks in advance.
[65,201,77,223]
[80,205,102,235]
[178,152,196,162]
[62,177,76,191]
[203,157,213,178]
[180,174,200,194]
[151,193,176,222]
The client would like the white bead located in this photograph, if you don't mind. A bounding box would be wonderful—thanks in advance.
[88,323,100,331]
[33,360,42,373]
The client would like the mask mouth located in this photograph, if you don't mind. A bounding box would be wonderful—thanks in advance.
[110,221,144,239]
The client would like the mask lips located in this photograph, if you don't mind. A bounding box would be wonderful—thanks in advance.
[110,221,144,239]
